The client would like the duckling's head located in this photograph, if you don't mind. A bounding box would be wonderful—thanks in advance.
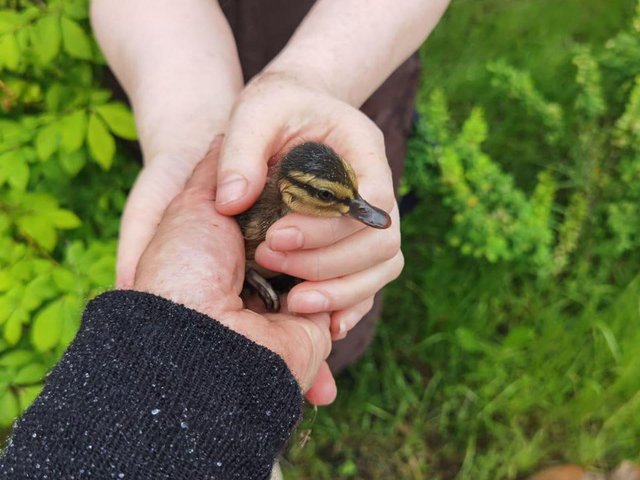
[277,142,391,229]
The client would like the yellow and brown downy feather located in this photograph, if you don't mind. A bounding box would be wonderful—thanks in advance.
[236,142,391,311]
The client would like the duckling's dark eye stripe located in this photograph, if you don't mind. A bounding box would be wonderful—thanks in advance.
[285,172,354,200]
[284,175,319,196]
[284,175,349,204]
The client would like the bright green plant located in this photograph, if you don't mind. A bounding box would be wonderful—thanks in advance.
[0,0,136,426]
[406,90,556,270]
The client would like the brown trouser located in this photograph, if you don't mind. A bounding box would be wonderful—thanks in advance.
[221,0,421,372]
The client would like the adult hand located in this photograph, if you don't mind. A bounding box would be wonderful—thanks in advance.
[133,140,336,405]
[115,119,224,290]
[215,71,404,339]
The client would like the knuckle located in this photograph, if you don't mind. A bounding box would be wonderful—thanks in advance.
[314,258,323,282]
[370,181,396,214]
[296,255,323,282]
[362,296,375,314]
[379,229,401,259]
[318,321,332,359]
[368,122,385,148]
[362,186,394,214]
[383,251,404,283]
[392,251,405,278]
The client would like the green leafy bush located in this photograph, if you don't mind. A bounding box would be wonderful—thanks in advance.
[407,37,640,279]
[0,0,137,426]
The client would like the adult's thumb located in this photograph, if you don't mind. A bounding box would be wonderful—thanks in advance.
[214,104,281,215]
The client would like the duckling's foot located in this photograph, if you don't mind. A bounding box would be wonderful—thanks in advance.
[245,269,280,312]
[269,274,303,293]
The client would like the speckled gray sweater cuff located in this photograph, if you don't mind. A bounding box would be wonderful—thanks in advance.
[0,290,302,479]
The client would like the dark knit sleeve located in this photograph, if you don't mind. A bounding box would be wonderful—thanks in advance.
[0,290,303,479]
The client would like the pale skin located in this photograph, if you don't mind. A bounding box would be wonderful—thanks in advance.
[90,0,450,405]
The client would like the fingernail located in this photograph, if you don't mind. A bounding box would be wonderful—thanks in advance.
[217,173,247,205]
[289,290,330,312]
[268,227,304,250]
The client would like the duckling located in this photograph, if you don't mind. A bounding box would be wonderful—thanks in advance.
[237,142,391,312]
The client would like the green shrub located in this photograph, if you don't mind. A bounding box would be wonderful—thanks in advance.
[393,3,640,478]
[0,0,136,426]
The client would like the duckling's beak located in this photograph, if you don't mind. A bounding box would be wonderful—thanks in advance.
[348,195,392,229]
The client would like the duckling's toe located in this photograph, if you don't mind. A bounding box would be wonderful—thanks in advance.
[245,269,280,312]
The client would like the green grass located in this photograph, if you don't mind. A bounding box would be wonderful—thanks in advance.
[283,1,640,479]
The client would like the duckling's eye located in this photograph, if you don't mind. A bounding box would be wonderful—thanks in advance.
[318,189,335,201]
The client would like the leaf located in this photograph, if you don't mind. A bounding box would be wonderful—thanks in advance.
[35,123,60,161]
[4,308,26,345]
[0,33,20,70]
[0,389,18,427]
[17,215,57,251]
[32,299,64,352]
[63,0,89,20]
[31,15,61,65]
[32,258,54,276]
[60,150,86,176]
[60,294,82,346]
[455,328,488,353]
[14,362,48,383]
[50,209,81,229]
[22,274,58,310]
[10,308,28,326]
[87,113,115,170]
[21,6,40,23]
[10,261,31,282]
[18,384,43,411]
[0,349,35,368]
[0,119,28,146]
[0,270,12,291]
[0,214,9,235]
[7,156,29,191]
[0,294,12,325]
[59,110,87,153]
[0,11,21,35]
[88,256,115,286]
[45,83,63,111]
[90,89,111,104]
[60,16,92,60]
[21,276,52,312]
[0,152,10,186]
[64,241,84,267]
[52,268,75,291]
[0,286,24,325]
[21,192,58,212]
[95,103,137,140]
[594,321,622,363]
